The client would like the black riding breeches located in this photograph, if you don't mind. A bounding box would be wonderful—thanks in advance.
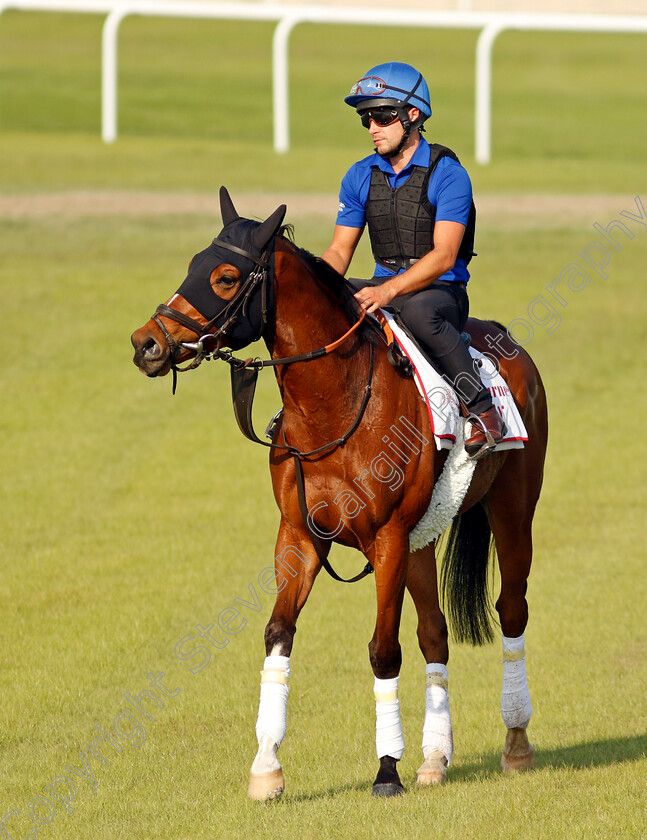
[348,277,492,414]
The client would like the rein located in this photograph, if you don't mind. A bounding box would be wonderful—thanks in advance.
[153,237,374,584]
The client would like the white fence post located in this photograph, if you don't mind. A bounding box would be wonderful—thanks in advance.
[101,6,130,143]
[272,14,301,154]
[475,20,506,165]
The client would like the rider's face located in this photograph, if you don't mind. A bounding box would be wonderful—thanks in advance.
[367,117,405,157]
[365,107,420,159]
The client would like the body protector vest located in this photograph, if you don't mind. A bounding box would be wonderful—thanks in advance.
[365,143,476,274]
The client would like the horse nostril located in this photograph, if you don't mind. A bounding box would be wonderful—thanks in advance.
[142,337,162,361]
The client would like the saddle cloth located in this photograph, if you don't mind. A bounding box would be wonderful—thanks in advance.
[381,311,528,452]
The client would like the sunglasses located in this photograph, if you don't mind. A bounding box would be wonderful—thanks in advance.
[359,108,401,129]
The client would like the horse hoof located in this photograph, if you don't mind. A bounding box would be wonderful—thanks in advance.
[501,746,535,773]
[247,768,285,801]
[416,751,448,786]
[373,782,404,796]
[372,781,404,797]
[501,727,535,773]
[372,755,404,797]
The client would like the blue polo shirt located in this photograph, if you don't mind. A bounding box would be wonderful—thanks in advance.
[336,137,473,282]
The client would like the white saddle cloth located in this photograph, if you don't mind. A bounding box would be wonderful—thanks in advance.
[382,311,528,452]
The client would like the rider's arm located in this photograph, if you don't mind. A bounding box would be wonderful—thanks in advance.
[322,225,364,276]
[353,220,465,313]
[354,158,471,313]
[397,157,471,293]
[390,220,465,293]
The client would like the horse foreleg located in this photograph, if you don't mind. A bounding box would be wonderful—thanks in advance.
[248,518,321,801]
[367,526,408,797]
[406,543,453,786]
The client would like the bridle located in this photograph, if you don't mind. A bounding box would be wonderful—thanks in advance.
[152,238,273,392]
[152,236,369,397]
[150,233,375,584]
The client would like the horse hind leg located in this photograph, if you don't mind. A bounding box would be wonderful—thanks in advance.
[499,634,535,773]
[487,486,538,773]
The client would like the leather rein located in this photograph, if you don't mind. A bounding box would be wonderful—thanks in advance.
[151,236,374,584]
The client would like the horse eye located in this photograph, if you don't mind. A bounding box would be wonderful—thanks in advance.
[218,275,237,287]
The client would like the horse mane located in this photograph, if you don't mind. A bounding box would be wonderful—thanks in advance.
[277,228,376,343]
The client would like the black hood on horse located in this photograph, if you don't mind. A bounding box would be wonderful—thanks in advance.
[176,190,286,350]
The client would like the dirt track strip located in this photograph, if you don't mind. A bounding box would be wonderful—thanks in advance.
[0,191,632,227]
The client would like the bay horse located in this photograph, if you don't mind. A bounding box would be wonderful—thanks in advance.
[131,188,548,800]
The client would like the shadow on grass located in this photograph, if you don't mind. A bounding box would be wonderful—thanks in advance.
[286,779,374,803]
[451,731,647,783]
[280,733,647,801]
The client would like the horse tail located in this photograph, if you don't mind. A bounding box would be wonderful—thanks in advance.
[439,502,495,646]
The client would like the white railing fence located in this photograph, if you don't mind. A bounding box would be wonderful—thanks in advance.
[1,0,646,162]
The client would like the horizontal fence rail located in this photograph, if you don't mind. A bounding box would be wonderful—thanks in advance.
[1,0,646,162]
[474,12,647,162]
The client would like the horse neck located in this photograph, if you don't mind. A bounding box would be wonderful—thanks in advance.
[267,239,367,421]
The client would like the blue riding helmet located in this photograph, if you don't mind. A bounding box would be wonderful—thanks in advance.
[344,61,432,125]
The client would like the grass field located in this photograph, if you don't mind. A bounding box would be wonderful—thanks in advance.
[1,10,646,840]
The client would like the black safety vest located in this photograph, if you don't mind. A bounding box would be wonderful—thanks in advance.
[365,143,476,273]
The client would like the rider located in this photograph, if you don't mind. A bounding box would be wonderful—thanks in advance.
[322,61,506,457]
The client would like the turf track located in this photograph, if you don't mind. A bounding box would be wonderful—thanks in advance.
[1,11,646,840]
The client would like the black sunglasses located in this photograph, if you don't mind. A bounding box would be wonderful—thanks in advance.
[359,108,401,129]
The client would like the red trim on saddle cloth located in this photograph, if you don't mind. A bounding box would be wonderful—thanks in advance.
[379,311,528,451]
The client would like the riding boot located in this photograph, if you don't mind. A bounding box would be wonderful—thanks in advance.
[465,406,507,458]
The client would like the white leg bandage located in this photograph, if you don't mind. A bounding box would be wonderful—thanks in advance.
[501,634,532,729]
[422,664,453,766]
[255,655,290,747]
[374,676,405,760]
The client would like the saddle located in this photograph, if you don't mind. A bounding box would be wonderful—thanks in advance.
[365,308,471,383]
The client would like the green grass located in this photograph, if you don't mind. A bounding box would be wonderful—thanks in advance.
[1,205,646,840]
[0,13,646,193]
[1,10,647,840]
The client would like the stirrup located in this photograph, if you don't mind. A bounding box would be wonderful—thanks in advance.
[465,412,497,461]
[265,408,283,440]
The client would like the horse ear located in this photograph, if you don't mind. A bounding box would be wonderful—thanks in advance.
[252,204,287,252]
[219,186,239,226]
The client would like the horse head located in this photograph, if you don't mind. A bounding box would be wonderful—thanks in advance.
[131,187,286,378]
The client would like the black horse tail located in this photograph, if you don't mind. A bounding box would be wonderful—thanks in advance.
[439,502,496,646]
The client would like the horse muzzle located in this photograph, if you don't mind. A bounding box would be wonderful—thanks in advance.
[131,325,173,377]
